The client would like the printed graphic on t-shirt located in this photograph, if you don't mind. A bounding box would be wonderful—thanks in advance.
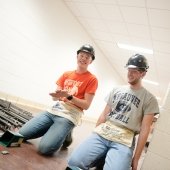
[64,79,83,95]
[108,91,141,124]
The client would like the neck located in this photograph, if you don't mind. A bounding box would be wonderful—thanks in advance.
[76,67,88,74]
[129,82,143,90]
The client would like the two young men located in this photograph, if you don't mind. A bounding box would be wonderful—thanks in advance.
[67,54,159,170]
[19,44,98,155]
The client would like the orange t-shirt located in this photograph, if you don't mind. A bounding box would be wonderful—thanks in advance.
[56,70,98,99]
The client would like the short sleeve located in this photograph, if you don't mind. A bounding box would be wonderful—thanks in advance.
[143,95,159,116]
[85,76,98,94]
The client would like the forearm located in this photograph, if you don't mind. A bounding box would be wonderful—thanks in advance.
[70,96,91,110]
[49,90,94,110]
[95,114,106,127]
[95,104,111,127]
[133,127,150,161]
[131,114,154,170]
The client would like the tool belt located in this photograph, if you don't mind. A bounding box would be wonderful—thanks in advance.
[94,120,135,147]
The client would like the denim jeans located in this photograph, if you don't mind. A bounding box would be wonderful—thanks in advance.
[68,133,135,170]
[19,111,74,155]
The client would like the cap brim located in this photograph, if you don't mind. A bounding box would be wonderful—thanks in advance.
[126,65,138,69]
[77,49,95,59]
[81,50,92,55]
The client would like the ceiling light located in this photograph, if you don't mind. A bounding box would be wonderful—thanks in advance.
[142,79,159,86]
[117,43,153,54]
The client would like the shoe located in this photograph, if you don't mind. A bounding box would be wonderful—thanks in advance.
[65,166,81,170]
[92,156,105,170]
[65,167,72,170]
[62,131,73,148]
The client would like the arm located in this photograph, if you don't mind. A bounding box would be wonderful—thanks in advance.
[131,114,154,170]
[69,93,94,110]
[95,104,112,127]
[49,89,95,110]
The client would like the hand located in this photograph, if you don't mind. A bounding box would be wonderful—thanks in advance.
[131,157,139,170]
[49,90,68,99]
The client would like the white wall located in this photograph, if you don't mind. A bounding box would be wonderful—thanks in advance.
[141,83,170,170]
[0,0,124,119]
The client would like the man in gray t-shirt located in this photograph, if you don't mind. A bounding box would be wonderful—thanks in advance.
[66,54,159,170]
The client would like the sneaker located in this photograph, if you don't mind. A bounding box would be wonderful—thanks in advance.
[65,166,81,170]
[92,156,105,170]
[62,131,73,148]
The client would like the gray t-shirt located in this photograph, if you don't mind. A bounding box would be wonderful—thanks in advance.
[105,85,159,133]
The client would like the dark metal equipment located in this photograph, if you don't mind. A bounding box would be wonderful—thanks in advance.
[0,99,33,132]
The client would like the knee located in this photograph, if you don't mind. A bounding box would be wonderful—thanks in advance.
[19,127,24,135]
[68,157,77,166]
[68,156,84,169]
[19,128,28,140]
[38,145,53,155]
[38,142,60,155]
[38,149,49,155]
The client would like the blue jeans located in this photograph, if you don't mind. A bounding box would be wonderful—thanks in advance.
[68,133,135,170]
[19,111,74,155]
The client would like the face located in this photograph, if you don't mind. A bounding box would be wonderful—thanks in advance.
[77,51,93,68]
[127,68,145,85]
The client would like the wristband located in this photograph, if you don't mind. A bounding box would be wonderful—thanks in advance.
[67,95,73,100]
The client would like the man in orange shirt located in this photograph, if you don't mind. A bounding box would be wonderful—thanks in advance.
[19,44,98,155]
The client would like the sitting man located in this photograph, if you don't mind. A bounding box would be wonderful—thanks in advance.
[66,54,159,170]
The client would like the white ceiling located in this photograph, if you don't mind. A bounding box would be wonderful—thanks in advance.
[63,0,170,106]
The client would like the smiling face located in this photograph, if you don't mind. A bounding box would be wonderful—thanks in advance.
[77,51,93,70]
[127,68,145,86]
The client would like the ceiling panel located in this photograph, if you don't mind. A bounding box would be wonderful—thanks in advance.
[117,0,146,7]
[151,27,170,42]
[120,6,149,25]
[89,30,113,41]
[126,24,151,39]
[153,41,170,53]
[81,18,107,31]
[93,0,117,4]
[96,4,123,21]
[105,21,128,35]
[147,0,170,10]
[148,9,170,28]
[73,2,100,18]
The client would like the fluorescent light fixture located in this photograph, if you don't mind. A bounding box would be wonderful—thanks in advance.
[142,79,159,86]
[117,43,153,54]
